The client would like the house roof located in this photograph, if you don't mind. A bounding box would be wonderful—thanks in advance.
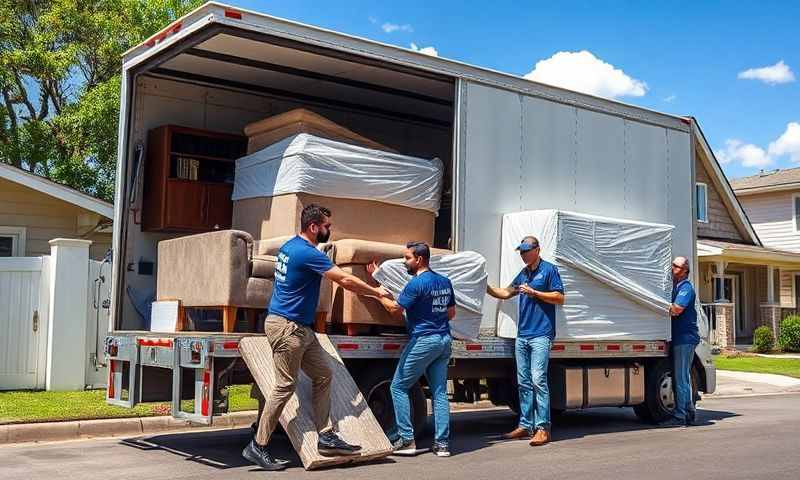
[730,167,800,196]
[698,239,800,267]
[0,163,114,219]
[689,118,761,246]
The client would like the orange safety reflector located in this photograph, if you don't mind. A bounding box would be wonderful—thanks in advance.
[465,344,482,351]
[632,344,646,352]
[201,369,210,416]
[108,360,117,398]
[224,9,243,19]
[138,338,173,348]
[580,344,595,351]
[222,341,239,350]
[337,343,359,350]
[145,22,183,48]
[606,344,621,351]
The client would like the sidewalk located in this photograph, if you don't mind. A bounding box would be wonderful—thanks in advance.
[708,369,800,397]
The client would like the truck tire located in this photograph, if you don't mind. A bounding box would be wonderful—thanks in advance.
[355,366,427,439]
[634,358,698,424]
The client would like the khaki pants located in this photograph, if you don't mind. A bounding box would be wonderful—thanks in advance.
[253,314,333,445]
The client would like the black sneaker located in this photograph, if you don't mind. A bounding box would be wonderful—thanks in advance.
[242,439,289,471]
[317,431,362,456]
[391,437,422,456]
[660,417,687,428]
[432,443,451,457]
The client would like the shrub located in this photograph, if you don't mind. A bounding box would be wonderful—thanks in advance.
[779,315,800,352]
[752,326,775,353]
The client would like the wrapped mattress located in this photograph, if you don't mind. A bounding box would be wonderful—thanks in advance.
[372,251,489,340]
[497,210,673,341]
[231,133,443,244]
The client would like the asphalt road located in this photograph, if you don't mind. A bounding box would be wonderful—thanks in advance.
[2,394,799,480]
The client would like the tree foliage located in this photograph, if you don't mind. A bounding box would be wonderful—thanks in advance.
[0,0,202,201]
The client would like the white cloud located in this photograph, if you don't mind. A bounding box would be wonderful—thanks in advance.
[381,22,413,33]
[368,16,378,25]
[523,50,647,99]
[715,139,772,168]
[410,43,438,56]
[664,94,677,103]
[738,60,795,85]
[768,122,800,162]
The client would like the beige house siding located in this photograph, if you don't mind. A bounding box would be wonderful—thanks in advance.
[737,191,800,253]
[696,154,745,242]
[0,177,111,260]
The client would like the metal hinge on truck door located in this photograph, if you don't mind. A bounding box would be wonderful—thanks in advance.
[172,337,215,425]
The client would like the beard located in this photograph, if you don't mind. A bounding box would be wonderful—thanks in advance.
[406,264,417,275]
[316,229,331,244]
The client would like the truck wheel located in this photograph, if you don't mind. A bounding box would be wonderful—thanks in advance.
[356,367,427,439]
[634,358,698,424]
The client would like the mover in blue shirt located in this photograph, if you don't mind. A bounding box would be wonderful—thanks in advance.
[661,256,700,428]
[243,204,391,470]
[486,235,565,447]
[369,241,456,458]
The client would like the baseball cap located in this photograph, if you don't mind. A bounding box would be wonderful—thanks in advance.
[515,236,540,252]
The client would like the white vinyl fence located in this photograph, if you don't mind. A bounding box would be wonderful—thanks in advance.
[0,239,111,391]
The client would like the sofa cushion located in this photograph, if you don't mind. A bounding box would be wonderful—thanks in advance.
[251,255,277,279]
[330,238,451,265]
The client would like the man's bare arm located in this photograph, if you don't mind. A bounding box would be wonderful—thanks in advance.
[324,266,389,298]
[486,284,518,300]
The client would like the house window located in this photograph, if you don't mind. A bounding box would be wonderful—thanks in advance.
[696,183,708,223]
[0,226,27,257]
[794,195,800,232]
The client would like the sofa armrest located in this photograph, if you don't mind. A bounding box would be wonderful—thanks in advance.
[157,230,253,307]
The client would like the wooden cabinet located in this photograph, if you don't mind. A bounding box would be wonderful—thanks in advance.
[142,125,246,233]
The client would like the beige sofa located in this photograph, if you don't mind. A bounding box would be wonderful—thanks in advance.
[157,230,330,333]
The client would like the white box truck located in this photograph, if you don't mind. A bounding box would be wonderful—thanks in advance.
[104,2,716,432]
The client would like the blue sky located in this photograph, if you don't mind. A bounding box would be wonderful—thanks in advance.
[232,1,799,180]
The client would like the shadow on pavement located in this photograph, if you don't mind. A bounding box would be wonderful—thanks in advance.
[120,426,397,471]
[415,405,740,456]
[118,405,740,466]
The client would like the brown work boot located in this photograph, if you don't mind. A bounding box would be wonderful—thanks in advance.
[502,427,532,440]
[529,428,551,446]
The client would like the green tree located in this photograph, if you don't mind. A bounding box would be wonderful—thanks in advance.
[0,0,202,201]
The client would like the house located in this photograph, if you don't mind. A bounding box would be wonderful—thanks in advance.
[0,163,113,260]
[690,120,800,348]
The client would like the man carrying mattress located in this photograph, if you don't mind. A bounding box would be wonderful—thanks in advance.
[368,241,456,458]
[487,235,565,447]
[243,204,392,471]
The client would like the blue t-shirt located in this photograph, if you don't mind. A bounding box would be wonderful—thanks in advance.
[397,270,455,338]
[512,260,564,339]
[268,236,334,326]
[672,279,699,345]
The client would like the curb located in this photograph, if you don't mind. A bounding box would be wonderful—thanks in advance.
[0,411,258,446]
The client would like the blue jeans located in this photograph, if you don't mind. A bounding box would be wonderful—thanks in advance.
[672,342,697,421]
[390,333,452,444]
[515,336,552,431]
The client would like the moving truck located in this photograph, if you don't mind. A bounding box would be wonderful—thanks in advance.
[104,2,716,432]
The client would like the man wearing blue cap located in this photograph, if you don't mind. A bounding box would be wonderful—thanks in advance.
[487,235,564,446]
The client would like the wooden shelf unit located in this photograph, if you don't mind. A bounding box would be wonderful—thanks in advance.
[142,125,247,233]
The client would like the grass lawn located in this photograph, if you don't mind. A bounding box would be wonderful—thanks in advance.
[714,355,800,379]
[0,384,258,425]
